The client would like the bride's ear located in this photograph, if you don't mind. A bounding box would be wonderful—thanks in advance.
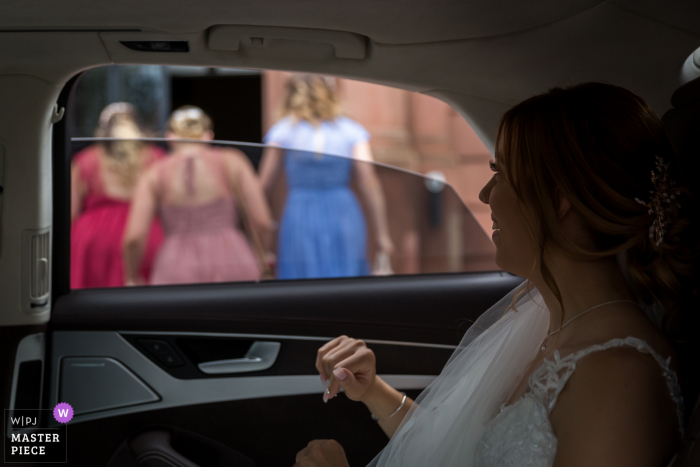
[555,188,572,221]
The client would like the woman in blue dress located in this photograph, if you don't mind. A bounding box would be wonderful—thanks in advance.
[259,74,393,279]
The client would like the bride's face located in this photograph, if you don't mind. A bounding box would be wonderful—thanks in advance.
[479,157,539,278]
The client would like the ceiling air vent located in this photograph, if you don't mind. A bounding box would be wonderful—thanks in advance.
[21,228,51,314]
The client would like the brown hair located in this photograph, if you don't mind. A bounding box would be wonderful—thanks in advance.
[167,106,213,139]
[282,74,341,124]
[497,83,697,336]
[96,102,147,189]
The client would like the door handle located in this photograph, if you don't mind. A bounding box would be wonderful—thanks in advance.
[198,341,281,374]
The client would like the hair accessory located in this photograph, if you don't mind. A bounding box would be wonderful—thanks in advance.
[98,102,136,129]
[171,106,204,122]
[634,156,681,246]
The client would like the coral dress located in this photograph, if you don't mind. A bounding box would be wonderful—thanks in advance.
[149,148,261,285]
[71,145,165,288]
[264,116,370,279]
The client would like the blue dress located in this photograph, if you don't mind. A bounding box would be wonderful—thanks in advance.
[264,116,370,279]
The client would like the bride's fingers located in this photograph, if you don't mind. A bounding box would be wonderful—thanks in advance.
[295,446,308,463]
[320,338,362,379]
[324,338,366,364]
[325,368,364,402]
[316,337,370,388]
[316,336,348,381]
[328,368,357,399]
[319,344,351,384]
[321,342,363,381]
[325,350,375,400]
[335,346,375,375]
[324,337,362,358]
[325,374,341,403]
[318,336,347,355]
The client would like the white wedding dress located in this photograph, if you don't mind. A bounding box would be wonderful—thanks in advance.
[474,336,684,467]
[368,284,685,467]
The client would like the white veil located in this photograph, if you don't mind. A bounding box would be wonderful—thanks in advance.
[368,282,550,467]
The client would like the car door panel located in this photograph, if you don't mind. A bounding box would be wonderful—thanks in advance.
[52,273,522,343]
[51,330,440,423]
[45,272,521,466]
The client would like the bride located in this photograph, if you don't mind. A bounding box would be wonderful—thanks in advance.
[293,83,696,467]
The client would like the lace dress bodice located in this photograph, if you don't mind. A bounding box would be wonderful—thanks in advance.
[474,337,684,467]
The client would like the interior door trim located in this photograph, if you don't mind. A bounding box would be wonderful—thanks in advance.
[52,272,524,345]
[122,331,458,350]
[50,331,436,425]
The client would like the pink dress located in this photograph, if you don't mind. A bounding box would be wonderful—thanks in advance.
[149,148,261,285]
[71,145,165,289]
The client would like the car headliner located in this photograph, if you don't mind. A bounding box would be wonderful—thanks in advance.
[0,0,695,44]
[0,0,698,325]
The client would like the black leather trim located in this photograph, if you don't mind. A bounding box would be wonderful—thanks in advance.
[52,272,523,345]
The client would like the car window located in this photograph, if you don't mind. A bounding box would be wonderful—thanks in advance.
[67,66,498,289]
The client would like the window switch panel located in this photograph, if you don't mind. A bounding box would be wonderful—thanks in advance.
[138,339,185,367]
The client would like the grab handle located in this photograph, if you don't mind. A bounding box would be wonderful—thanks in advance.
[207,25,367,59]
[198,341,281,374]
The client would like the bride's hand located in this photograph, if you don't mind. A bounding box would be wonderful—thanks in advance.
[294,440,349,467]
[316,335,376,402]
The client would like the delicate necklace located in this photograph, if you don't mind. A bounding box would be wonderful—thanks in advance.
[540,299,637,352]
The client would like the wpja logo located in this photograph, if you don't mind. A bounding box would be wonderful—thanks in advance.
[4,403,71,462]
[10,416,38,427]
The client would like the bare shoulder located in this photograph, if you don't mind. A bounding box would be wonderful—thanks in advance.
[219,147,250,165]
[146,158,165,177]
[138,160,162,188]
[218,147,254,176]
[567,303,677,370]
[550,343,680,467]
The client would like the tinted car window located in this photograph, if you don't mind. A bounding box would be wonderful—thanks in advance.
[70,138,497,288]
[66,65,498,288]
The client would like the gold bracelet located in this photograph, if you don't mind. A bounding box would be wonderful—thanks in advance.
[371,392,407,422]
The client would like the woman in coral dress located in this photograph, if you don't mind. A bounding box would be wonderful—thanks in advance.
[71,103,165,288]
[123,106,272,286]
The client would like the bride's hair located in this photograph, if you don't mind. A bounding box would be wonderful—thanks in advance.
[497,82,697,337]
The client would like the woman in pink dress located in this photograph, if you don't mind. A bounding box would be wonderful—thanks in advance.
[71,103,165,288]
[123,106,272,286]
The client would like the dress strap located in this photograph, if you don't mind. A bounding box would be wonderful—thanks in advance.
[529,336,684,435]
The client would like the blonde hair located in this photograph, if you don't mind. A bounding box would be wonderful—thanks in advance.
[97,103,147,189]
[283,74,341,124]
[167,106,213,139]
[497,83,697,336]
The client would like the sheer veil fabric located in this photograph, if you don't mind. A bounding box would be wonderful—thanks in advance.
[368,283,550,467]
